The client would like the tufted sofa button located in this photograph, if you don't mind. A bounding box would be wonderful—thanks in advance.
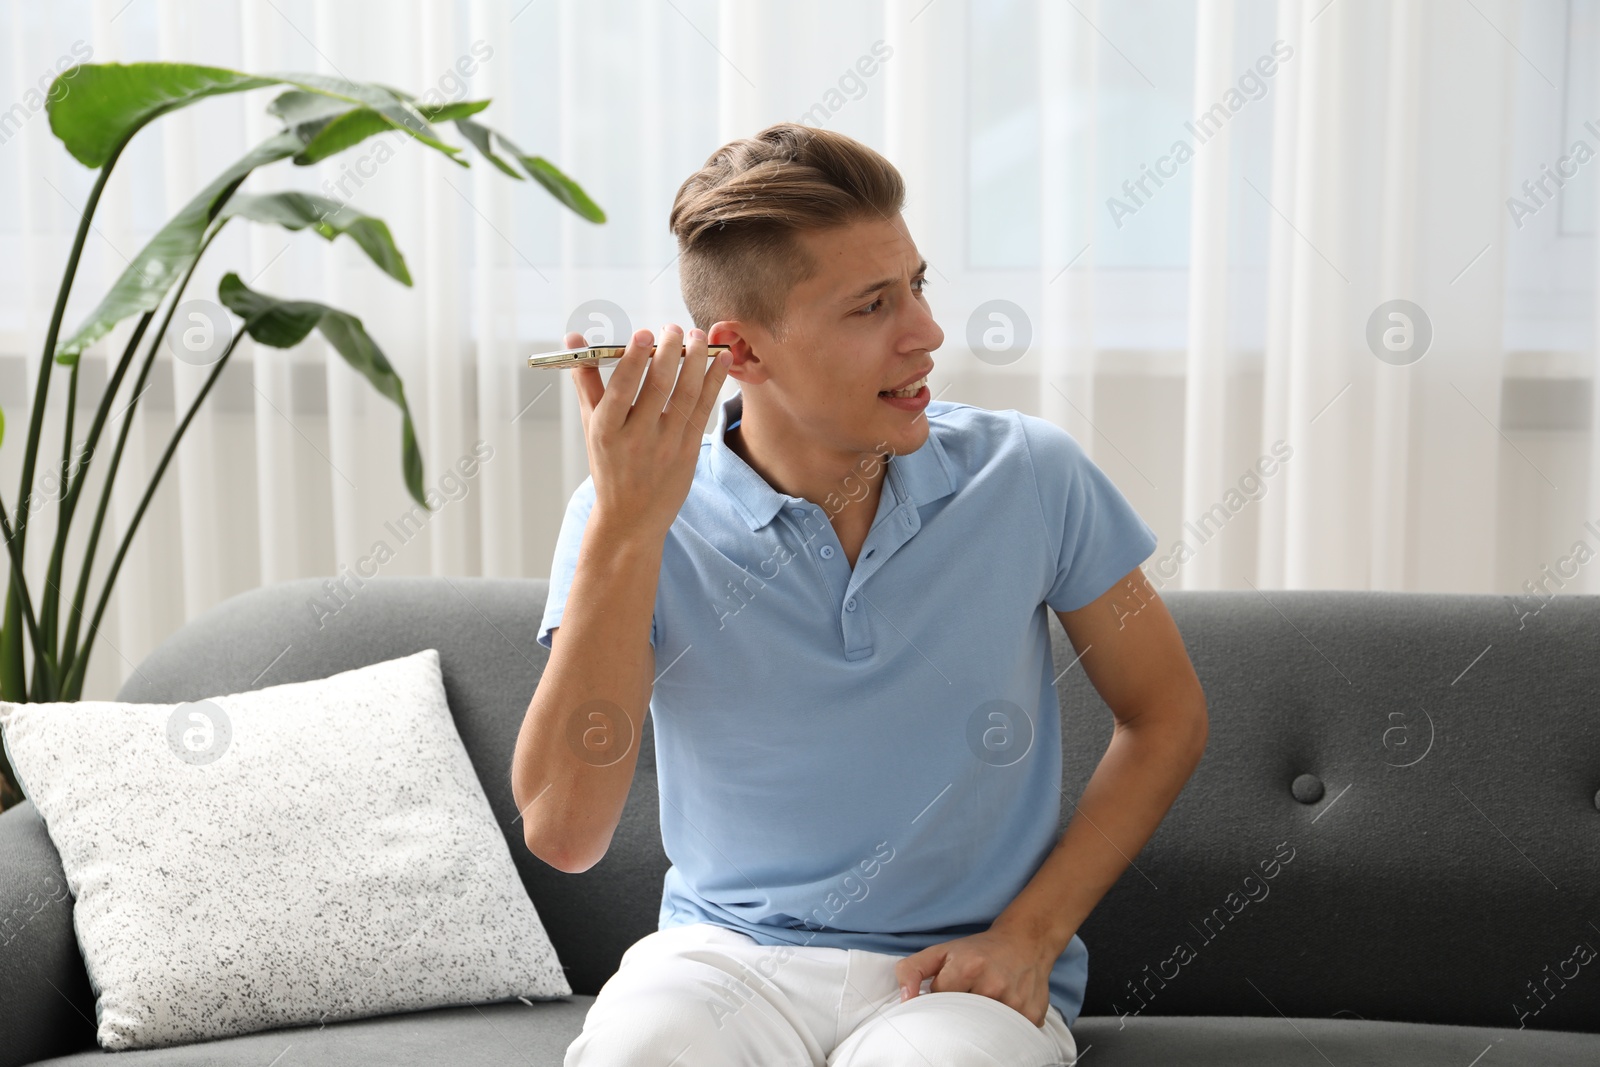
[1594,789,1600,812]
[1292,773,1325,804]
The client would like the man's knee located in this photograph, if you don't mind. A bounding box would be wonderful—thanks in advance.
[565,978,720,1065]
[565,966,807,1067]
[829,991,1070,1066]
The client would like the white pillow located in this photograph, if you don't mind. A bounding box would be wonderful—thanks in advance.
[0,647,570,1051]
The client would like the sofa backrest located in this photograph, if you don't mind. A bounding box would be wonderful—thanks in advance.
[108,576,1600,1033]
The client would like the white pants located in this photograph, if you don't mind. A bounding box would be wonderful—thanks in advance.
[564,922,1080,1066]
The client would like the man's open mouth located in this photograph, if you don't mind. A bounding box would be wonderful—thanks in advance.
[879,375,929,399]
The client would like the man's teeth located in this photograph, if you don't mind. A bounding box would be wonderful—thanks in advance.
[880,376,927,398]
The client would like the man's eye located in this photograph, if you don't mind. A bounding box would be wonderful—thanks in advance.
[859,277,929,317]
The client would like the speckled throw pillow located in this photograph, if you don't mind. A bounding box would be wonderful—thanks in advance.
[0,647,570,1051]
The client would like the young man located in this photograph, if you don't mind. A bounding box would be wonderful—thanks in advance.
[513,123,1208,1066]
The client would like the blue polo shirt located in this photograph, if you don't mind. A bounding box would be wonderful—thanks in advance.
[537,389,1158,1028]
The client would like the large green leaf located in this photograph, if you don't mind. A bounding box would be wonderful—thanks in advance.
[268,78,471,167]
[384,89,518,178]
[219,192,412,285]
[47,64,276,168]
[291,108,401,165]
[54,131,304,362]
[266,88,359,128]
[47,63,463,171]
[416,99,491,123]
[519,153,607,224]
[265,89,442,168]
[279,88,604,225]
[389,86,603,221]
[279,71,461,162]
[455,118,606,223]
[453,117,522,179]
[218,274,426,509]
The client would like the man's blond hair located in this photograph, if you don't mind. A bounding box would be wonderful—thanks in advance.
[668,122,905,340]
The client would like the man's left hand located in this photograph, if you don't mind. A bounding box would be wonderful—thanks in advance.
[893,925,1059,1027]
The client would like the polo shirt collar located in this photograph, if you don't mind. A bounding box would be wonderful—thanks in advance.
[708,390,956,532]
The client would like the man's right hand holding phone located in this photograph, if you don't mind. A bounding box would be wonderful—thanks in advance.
[565,324,734,544]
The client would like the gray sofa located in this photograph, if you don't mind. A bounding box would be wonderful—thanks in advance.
[2,576,1597,1065]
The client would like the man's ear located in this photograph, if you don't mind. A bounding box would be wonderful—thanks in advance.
[707,321,767,384]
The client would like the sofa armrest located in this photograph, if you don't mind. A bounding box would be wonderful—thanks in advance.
[0,800,98,1067]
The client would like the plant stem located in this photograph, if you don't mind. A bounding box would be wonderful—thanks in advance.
[60,330,244,700]
[36,358,79,667]
[0,490,51,698]
[58,232,216,686]
[55,324,165,686]
[2,135,129,705]
[14,137,127,556]
[49,311,155,684]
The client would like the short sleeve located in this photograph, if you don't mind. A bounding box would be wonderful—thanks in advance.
[1018,412,1160,614]
[537,476,659,651]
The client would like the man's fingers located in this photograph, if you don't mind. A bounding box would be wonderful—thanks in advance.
[566,331,604,426]
[595,328,655,431]
[663,328,711,435]
[571,365,602,417]
[896,946,947,1001]
[687,344,733,437]
[641,325,683,414]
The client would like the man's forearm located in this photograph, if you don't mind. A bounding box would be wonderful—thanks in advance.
[513,508,666,873]
[993,704,1207,957]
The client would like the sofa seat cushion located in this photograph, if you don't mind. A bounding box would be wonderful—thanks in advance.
[26,1008,1596,1066]
[1069,1014,1599,1066]
[27,998,591,1066]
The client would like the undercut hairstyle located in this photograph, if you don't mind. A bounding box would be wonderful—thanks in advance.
[668,122,905,341]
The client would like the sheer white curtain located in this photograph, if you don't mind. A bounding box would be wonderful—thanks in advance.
[0,0,1588,700]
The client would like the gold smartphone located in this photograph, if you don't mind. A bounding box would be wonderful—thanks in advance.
[527,343,733,369]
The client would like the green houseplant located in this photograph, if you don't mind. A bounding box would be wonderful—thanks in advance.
[0,63,605,813]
